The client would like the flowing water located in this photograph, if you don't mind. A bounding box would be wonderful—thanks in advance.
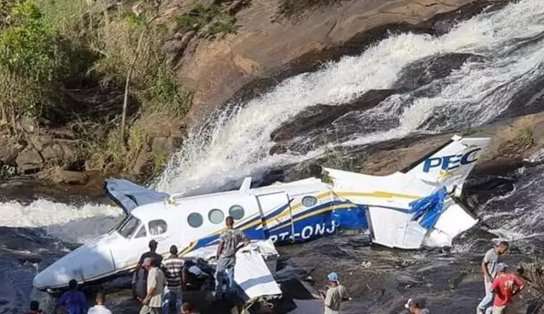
[2,0,544,313]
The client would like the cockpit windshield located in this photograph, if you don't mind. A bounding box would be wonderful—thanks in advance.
[115,215,142,238]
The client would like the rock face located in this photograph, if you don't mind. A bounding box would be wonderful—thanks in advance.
[164,0,504,123]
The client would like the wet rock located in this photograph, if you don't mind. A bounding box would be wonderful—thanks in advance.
[15,148,44,173]
[393,53,484,92]
[175,0,504,124]
[271,89,394,142]
[36,166,89,185]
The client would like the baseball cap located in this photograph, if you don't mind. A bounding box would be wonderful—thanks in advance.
[496,263,508,273]
[327,272,339,282]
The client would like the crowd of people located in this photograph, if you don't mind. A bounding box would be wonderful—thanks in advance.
[25,219,525,314]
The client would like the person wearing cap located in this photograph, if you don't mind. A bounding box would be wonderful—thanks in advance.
[140,257,166,314]
[25,300,42,314]
[323,272,350,314]
[87,292,112,314]
[404,298,430,314]
[490,263,524,314]
[477,241,509,314]
[134,240,164,301]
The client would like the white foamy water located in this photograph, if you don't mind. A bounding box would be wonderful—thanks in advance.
[0,200,122,243]
[156,0,544,195]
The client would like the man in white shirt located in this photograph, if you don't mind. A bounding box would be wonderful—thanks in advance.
[88,292,112,314]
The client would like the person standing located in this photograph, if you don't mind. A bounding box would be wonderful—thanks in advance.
[323,272,350,314]
[87,292,112,314]
[477,241,509,314]
[134,240,163,301]
[140,258,165,314]
[490,263,525,314]
[404,298,430,314]
[162,245,185,314]
[215,216,250,298]
[54,279,88,314]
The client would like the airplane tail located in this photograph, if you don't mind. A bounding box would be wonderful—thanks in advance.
[403,135,490,196]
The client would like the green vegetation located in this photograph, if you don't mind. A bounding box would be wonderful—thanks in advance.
[515,127,535,149]
[0,0,195,178]
[177,4,237,38]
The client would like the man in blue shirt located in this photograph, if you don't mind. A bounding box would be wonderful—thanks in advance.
[54,279,88,314]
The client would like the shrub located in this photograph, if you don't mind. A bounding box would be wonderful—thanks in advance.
[177,4,237,38]
[0,0,67,120]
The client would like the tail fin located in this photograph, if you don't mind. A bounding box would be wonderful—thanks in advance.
[404,135,490,196]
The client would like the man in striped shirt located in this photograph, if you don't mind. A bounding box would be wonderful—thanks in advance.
[162,245,185,314]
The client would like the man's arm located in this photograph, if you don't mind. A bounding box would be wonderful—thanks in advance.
[324,289,333,308]
[513,276,525,295]
[216,241,224,258]
[481,252,492,280]
[143,269,157,304]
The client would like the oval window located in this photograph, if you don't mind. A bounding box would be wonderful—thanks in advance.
[208,209,225,224]
[187,213,203,228]
[229,205,245,220]
[302,195,318,207]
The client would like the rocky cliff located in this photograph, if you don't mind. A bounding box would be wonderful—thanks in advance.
[0,0,509,184]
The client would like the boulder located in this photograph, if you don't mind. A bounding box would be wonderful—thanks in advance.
[132,149,152,175]
[37,166,89,185]
[16,148,44,173]
[151,136,182,156]
[41,143,65,162]
[0,135,25,164]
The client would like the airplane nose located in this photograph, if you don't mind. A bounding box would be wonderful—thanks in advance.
[33,242,116,290]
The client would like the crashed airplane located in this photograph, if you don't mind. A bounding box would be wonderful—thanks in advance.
[33,135,490,303]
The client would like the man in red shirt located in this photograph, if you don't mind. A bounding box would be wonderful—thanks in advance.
[490,263,525,314]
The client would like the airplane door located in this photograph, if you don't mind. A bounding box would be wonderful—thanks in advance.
[256,192,294,242]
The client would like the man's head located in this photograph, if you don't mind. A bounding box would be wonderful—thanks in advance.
[149,239,158,252]
[182,302,194,314]
[170,245,178,256]
[496,263,508,274]
[95,292,106,305]
[225,216,234,229]
[496,241,509,255]
[405,298,424,313]
[327,272,339,286]
[29,300,40,312]
[143,257,154,270]
[68,279,78,290]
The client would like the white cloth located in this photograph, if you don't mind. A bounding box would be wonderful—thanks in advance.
[88,305,112,314]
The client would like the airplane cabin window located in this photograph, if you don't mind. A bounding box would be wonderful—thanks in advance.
[209,209,224,224]
[149,220,168,235]
[116,215,141,238]
[134,225,147,238]
[302,195,318,207]
[229,205,244,220]
[188,213,203,228]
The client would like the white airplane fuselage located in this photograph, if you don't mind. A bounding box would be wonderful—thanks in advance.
[33,136,490,291]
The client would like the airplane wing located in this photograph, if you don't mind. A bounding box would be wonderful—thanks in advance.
[104,179,170,214]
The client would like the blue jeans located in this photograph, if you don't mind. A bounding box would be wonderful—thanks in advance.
[215,256,235,297]
[162,287,181,314]
[477,279,494,314]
